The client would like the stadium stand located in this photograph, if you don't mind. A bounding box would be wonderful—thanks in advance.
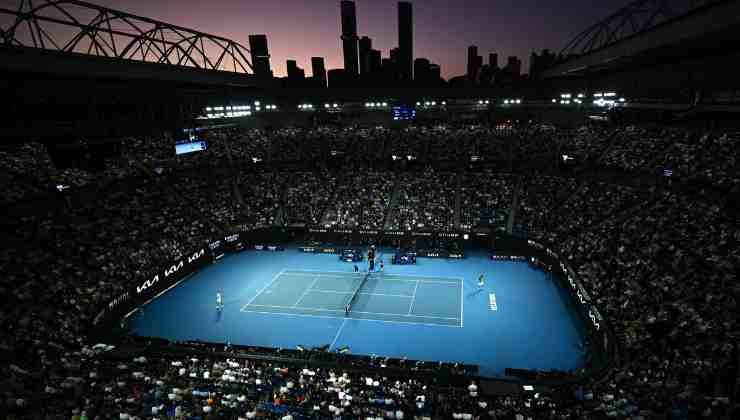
[1,123,738,419]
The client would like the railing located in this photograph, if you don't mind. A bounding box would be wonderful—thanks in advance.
[560,0,724,58]
[0,0,253,73]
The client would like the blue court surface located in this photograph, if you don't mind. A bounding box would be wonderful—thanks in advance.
[126,248,586,377]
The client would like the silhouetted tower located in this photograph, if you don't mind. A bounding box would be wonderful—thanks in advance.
[248,34,272,78]
[312,57,327,88]
[340,1,359,76]
[397,1,413,81]
[369,49,382,74]
[359,36,373,75]
[489,53,498,70]
[287,60,305,81]
[467,45,482,83]
[414,58,430,84]
[429,63,441,82]
[506,56,521,77]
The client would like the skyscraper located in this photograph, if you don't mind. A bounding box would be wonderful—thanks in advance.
[506,56,521,77]
[467,45,482,83]
[397,2,413,81]
[286,60,305,82]
[311,57,327,88]
[248,34,272,79]
[489,53,498,70]
[340,1,359,76]
[327,68,348,89]
[414,58,430,84]
[381,57,396,85]
[359,36,372,75]
[369,49,382,74]
[428,63,441,83]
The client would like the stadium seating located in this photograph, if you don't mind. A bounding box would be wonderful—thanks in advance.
[1,123,737,419]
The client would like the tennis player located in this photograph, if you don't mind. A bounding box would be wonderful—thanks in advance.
[216,290,223,310]
[478,274,485,290]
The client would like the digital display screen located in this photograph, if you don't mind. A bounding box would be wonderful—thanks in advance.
[175,140,207,155]
[392,105,416,121]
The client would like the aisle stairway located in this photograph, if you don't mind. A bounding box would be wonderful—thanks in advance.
[383,177,403,230]
[453,171,462,229]
[507,175,523,234]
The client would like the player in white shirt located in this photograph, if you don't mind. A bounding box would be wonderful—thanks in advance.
[216,290,223,310]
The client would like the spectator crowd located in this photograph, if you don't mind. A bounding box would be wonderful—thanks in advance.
[1,121,738,419]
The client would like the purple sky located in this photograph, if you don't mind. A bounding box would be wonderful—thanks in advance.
[90,0,629,79]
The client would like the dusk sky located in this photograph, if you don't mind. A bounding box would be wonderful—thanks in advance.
[91,0,630,79]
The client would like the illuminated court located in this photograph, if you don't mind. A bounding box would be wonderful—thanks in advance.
[126,248,586,377]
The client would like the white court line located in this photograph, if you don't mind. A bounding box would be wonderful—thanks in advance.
[296,273,458,286]
[248,303,344,312]
[285,269,463,282]
[240,309,462,328]
[309,289,413,299]
[240,269,286,311]
[292,273,320,308]
[330,318,347,350]
[246,303,460,320]
[407,277,420,315]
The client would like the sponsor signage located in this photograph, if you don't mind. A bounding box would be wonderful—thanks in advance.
[490,255,527,261]
[438,233,460,238]
[254,244,285,251]
[136,248,206,295]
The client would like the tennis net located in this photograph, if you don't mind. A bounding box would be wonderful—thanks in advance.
[345,272,371,316]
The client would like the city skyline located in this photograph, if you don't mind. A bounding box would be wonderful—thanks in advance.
[84,0,629,80]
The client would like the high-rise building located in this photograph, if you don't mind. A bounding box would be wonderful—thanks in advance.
[287,60,305,82]
[340,1,359,76]
[390,47,401,64]
[248,34,272,79]
[489,53,498,70]
[397,1,413,81]
[529,49,557,79]
[381,57,396,85]
[327,68,348,89]
[414,58,430,84]
[369,49,382,74]
[467,45,482,83]
[506,56,521,77]
[359,36,372,75]
[428,63,441,83]
[311,57,327,88]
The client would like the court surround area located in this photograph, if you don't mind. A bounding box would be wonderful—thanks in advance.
[126,248,586,378]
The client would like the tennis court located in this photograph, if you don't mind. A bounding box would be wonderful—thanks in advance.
[241,269,463,327]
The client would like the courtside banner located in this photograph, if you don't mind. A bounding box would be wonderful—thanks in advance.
[92,247,208,333]
[224,233,243,251]
[134,248,208,301]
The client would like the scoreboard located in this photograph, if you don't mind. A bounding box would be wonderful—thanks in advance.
[392,105,416,121]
